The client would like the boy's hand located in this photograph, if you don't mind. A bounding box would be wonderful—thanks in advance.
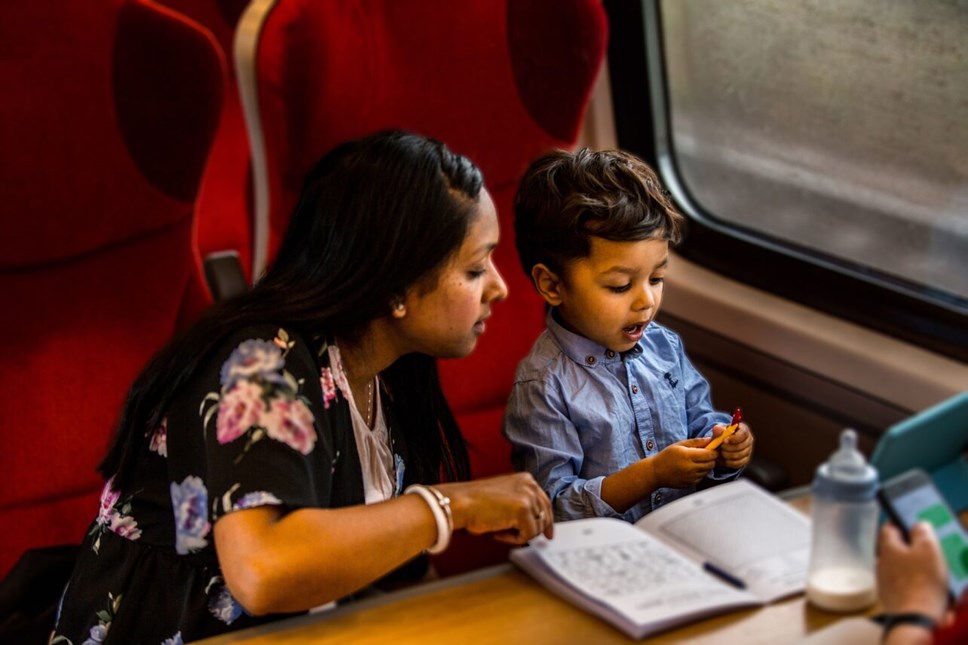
[652,438,718,488]
[711,423,754,469]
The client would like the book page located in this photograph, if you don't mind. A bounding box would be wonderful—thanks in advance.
[511,517,758,639]
[635,479,811,602]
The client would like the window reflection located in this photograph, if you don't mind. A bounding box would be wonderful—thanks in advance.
[661,0,968,306]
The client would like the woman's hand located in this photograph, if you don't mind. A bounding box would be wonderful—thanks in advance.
[437,472,554,544]
[877,522,949,622]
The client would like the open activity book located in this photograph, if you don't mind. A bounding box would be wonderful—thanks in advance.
[510,479,812,639]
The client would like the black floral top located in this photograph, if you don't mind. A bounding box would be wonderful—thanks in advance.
[51,325,401,645]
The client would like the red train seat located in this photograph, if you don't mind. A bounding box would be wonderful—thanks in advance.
[0,0,223,579]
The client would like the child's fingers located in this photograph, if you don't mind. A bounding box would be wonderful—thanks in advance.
[718,432,753,467]
[684,458,713,479]
[677,444,717,460]
[687,452,718,470]
[722,427,752,449]
[679,437,712,449]
[721,444,752,463]
[721,437,751,454]
[710,424,727,436]
[723,455,751,470]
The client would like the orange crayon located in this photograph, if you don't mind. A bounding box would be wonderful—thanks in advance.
[706,408,743,451]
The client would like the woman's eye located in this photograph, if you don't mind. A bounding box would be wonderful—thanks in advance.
[468,269,486,279]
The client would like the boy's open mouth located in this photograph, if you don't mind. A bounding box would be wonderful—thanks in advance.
[622,323,645,336]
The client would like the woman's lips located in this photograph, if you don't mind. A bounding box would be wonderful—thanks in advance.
[474,318,488,335]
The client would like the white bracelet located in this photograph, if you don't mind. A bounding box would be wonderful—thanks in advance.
[404,484,453,554]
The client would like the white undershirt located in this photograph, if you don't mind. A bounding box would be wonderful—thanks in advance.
[349,382,395,504]
[327,345,395,504]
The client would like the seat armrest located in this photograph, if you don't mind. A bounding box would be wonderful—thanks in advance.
[204,250,248,301]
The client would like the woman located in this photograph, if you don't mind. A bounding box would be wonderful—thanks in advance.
[51,131,553,644]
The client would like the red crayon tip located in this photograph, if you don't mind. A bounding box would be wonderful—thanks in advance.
[730,408,743,425]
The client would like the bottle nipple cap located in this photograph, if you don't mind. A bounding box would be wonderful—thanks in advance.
[828,429,867,476]
[813,428,878,501]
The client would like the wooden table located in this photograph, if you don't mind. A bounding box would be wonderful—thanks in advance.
[194,564,864,645]
[195,490,883,644]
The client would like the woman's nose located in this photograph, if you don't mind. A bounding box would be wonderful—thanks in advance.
[488,262,509,302]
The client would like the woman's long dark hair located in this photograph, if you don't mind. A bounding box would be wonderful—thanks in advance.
[101,130,480,491]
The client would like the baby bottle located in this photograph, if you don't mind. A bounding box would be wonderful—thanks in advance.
[805,428,879,612]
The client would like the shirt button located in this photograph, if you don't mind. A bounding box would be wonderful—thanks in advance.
[655,493,663,504]
[647,440,654,451]
[585,356,596,365]
[605,350,615,359]
[631,385,639,394]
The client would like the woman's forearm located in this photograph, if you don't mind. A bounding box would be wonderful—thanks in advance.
[214,495,437,614]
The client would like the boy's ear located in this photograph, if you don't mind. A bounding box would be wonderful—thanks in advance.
[531,263,564,307]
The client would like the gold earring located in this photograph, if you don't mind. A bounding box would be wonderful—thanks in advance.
[392,301,406,317]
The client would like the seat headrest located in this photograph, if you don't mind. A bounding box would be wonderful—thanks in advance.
[0,0,224,268]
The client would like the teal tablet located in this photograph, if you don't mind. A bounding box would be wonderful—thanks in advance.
[871,390,968,513]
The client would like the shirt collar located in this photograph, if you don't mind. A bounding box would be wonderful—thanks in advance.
[546,310,643,368]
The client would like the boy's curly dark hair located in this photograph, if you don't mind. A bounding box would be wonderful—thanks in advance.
[513,148,684,277]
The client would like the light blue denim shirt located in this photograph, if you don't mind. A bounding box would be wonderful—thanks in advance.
[503,311,738,523]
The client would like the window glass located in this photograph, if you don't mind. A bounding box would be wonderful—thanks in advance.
[660,0,968,307]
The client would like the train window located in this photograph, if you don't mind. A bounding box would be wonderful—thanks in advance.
[605,0,968,360]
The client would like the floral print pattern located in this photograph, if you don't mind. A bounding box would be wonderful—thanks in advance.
[53,327,367,643]
[219,338,286,388]
[148,418,168,457]
[89,477,141,553]
[217,483,285,516]
[326,344,352,400]
[320,367,338,409]
[170,476,210,555]
[201,329,318,459]
[82,593,117,645]
[216,380,266,445]
[206,576,246,625]
[234,490,283,511]
[51,592,121,645]
[262,398,316,454]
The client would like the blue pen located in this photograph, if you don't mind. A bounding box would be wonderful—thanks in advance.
[703,561,746,589]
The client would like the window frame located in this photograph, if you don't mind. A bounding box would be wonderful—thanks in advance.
[603,0,968,362]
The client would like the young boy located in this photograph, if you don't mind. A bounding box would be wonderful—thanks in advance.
[503,148,754,522]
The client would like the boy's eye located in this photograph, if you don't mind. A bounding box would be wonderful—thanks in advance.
[607,283,632,293]
[650,277,665,285]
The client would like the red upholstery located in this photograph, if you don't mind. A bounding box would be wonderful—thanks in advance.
[0,0,223,578]
[245,0,607,573]
[157,0,255,281]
